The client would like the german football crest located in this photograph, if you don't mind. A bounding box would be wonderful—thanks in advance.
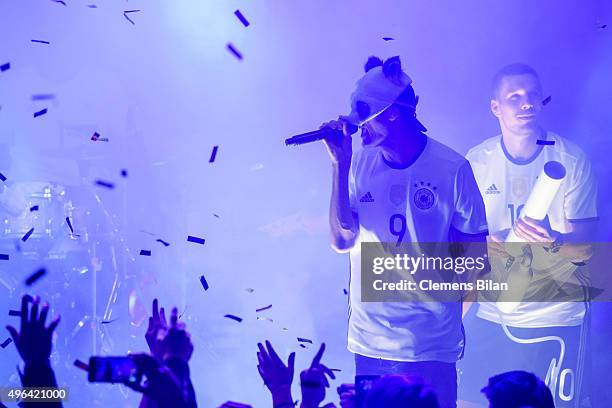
[413,181,436,210]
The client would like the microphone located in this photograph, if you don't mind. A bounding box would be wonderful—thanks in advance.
[285,123,358,146]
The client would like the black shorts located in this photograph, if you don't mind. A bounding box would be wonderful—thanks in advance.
[457,307,591,408]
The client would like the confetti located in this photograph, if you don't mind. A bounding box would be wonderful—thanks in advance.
[226,43,243,60]
[1,338,12,349]
[245,288,254,293]
[199,275,209,290]
[87,4,97,8]
[343,289,348,295]
[187,235,205,245]
[31,94,56,101]
[299,344,306,349]
[33,108,48,118]
[21,228,34,242]
[0,254,8,260]
[255,304,272,313]
[25,268,46,286]
[600,24,607,29]
[124,9,140,25]
[0,172,6,182]
[0,63,10,72]
[65,217,74,234]
[101,319,118,324]
[209,145,219,163]
[234,9,250,27]
[140,250,151,256]
[224,314,242,322]
[91,132,108,142]
[256,316,273,322]
[120,169,128,177]
[51,0,67,5]
[213,213,220,218]
[542,95,552,106]
[31,40,50,45]
[330,368,342,372]
[297,337,313,344]
[95,180,115,189]
[382,37,395,41]
[156,239,170,247]
[30,205,39,212]
[536,140,555,146]
[8,310,21,317]
[73,359,89,371]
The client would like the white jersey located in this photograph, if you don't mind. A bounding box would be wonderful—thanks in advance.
[347,137,488,362]
[466,132,598,327]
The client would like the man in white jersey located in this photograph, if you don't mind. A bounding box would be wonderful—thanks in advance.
[321,56,489,408]
[459,63,597,408]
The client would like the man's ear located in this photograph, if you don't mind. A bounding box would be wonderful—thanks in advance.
[490,99,501,118]
[387,106,401,122]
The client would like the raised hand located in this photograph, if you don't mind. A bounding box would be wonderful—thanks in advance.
[159,307,193,362]
[6,295,60,364]
[145,298,168,359]
[300,343,336,408]
[127,353,187,408]
[256,340,295,394]
[337,383,356,408]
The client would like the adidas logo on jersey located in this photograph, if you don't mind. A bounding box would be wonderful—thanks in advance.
[359,192,375,202]
[485,184,501,195]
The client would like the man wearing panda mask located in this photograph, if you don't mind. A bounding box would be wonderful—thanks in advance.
[321,56,489,408]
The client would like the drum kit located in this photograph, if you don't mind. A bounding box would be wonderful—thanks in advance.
[0,180,133,357]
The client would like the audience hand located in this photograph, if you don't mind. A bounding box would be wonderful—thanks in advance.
[299,343,336,408]
[257,340,295,395]
[145,298,168,359]
[6,294,60,365]
[127,353,188,408]
[337,384,356,408]
[159,307,193,362]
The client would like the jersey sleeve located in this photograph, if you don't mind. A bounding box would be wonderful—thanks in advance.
[452,161,489,236]
[565,153,598,222]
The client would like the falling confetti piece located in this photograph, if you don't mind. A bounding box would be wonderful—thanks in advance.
[140,250,151,256]
[199,275,209,290]
[297,337,313,344]
[31,94,56,101]
[382,37,395,41]
[25,268,46,286]
[234,9,250,27]
[209,145,219,163]
[74,359,89,371]
[536,140,555,146]
[257,316,273,322]
[542,95,552,106]
[156,239,170,247]
[187,235,205,245]
[343,289,348,295]
[120,169,128,177]
[0,173,6,182]
[0,63,10,72]
[330,368,342,372]
[21,228,34,242]
[33,108,48,118]
[51,0,67,5]
[600,24,607,29]
[256,304,272,313]
[245,288,254,293]
[8,310,21,317]
[87,4,97,8]
[224,314,242,322]
[31,39,50,45]
[213,213,220,218]
[0,254,9,260]
[1,338,12,348]
[101,319,118,324]
[30,205,39,212]
[226,43,243,60]
[299,344,306,349]
[65,217,74,234]
[124,9,140,25]
[95,180,115,189]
